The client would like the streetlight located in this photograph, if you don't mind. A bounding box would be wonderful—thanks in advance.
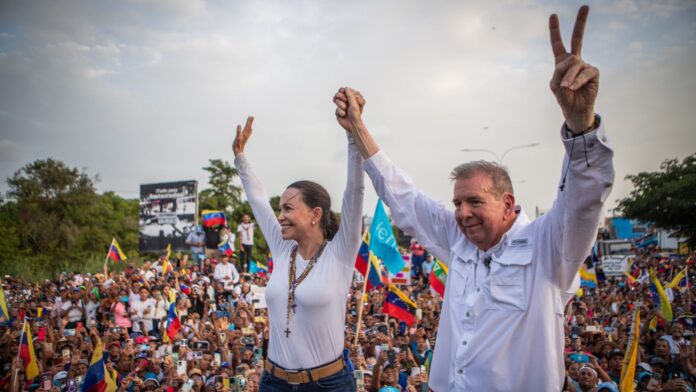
[461,143,540,165]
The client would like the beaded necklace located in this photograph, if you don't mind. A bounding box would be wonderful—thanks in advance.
[285,240,327,338]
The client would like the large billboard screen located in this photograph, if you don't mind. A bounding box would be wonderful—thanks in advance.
[139,180,197,253]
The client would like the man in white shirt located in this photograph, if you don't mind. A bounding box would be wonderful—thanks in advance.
[236,214,255,271]
[333,6,614,391]
[214,254,240,290]
[130,286,156,335]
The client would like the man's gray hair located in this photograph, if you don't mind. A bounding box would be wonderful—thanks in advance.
[449,160,514,198]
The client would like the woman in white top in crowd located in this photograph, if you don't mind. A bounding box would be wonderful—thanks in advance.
[232,103,364,391]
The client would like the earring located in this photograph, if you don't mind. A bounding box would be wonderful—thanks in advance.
[312,221,316,225]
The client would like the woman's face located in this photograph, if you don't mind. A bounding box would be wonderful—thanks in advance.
[277,187,320,241]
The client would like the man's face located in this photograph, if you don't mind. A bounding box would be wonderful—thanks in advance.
[200,354,213,370]
[452,173,514,251]
[608,355,622,372]
[242,215,250,224]
[577,367,598,388]
[364,374,373,389]
[381,367,396,385]
[655,339,670,356]
[671,323,684,339]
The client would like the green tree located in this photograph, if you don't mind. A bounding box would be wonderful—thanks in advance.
[0,159,139,279]
[616,153,696,246]
[198,159,242,214]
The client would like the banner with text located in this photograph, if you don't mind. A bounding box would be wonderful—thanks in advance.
[139,180,198,253]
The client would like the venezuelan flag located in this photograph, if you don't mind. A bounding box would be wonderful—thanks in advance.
[202,210,226,228]
[19,320,39,380]
[383,285,418,326]
[665,267,688,289]
[249,260,269,278]
[83,337,117,392]
[0,279,9,322]
[268,253,274,273]
[579,265,598,288]
[355,232,387,289]
[161,243,171,260]
[107,239,127,263]
[218,241,234,257]
[650,268,673,322]
[165,303,181,341]
[624,272,638,287]
[355,231,371,276]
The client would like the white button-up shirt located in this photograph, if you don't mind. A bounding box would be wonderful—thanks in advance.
[363,122,614,391]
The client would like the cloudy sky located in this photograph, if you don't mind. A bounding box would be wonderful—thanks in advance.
[1,0,694,221]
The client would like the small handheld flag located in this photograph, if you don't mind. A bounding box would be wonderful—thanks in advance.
[579,265,598,288]
[383,285,418,326]
[355,231,388,289]
[219,241,234,257]
[249,260,269,278]
[165,303,181,341]
[107,239,127,263]
[83,336,117,392]
[430,260,448,297]
[0,279,9,322]
[19,319,39,380]
[650,268,673,322]
[665,267,688,289]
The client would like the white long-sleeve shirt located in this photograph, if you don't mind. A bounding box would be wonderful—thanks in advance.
[234,136,364,370]
[363,122,614,391]
[214,262,240,288]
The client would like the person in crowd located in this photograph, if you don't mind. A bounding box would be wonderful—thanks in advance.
[232,112,364,391]
[186,224,207,266]
[333,5,614,390]
[214,254,241,291]
[238,214,257,272]
[409,240,425,280]
[421,254,435,285]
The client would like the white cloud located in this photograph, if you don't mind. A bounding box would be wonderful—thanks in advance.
[0,0,694,218]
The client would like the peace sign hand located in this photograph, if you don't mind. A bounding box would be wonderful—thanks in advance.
[549,5,599,134]
[233,116,255,156]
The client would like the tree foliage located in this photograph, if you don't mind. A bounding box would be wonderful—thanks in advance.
[616,153,696,246]
[198,159,242,213]
[0,159,138,279]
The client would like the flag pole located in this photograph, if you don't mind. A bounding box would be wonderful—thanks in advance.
[14,317,27,389]
[104,238,114,266]
[354,253,372,347]
[686,265,691,312]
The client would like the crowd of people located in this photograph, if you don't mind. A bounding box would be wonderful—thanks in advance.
[2,239,694,391]
[563,248,696,392]
[0,243,439,392]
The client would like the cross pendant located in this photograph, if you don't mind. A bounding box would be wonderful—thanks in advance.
[285,328,291,337]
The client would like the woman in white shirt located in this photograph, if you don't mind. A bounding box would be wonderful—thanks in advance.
[233,111,364,391]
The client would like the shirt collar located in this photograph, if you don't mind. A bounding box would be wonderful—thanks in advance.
[476,206,531,261]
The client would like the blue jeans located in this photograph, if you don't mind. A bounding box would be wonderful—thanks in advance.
[260,366,356,392]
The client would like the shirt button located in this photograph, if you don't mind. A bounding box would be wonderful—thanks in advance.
[466,312,470,318]
[462,340,467,345]
[601,136,607,142]
[476,288,480,292]
[457,369,463,374]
